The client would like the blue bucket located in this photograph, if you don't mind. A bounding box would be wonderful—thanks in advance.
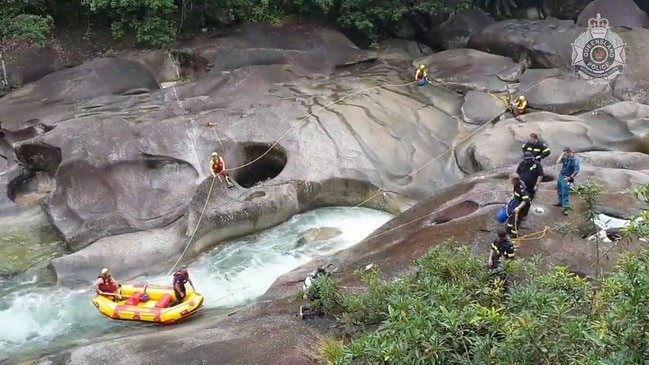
[505,199,518,216]
[496,206,508,223]
[417,79,426,86]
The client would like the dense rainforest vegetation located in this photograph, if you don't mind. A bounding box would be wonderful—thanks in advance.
[2,0,648,49]
[305,181,649,364]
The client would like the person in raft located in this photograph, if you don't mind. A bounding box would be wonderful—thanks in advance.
[94,268,122,300]
[172,266,195,306]
[210,152,235,188]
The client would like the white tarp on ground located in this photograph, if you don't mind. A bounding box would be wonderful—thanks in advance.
[590,214,647,243]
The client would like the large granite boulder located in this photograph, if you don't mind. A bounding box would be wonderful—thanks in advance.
[468,19,649,105]
[468,18,582,69]
[460,90,507,125]
[454,101,649,173]
[577,0,649,28]
[426,9,495,50]
[0,23,465,274]
[414,48,524,93]
[518,68,616,114]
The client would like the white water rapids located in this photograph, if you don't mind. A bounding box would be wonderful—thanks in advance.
[0,207,393,361]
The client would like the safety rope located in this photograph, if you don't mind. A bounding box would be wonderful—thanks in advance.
[222,81,417,172]
[164,72,558,276]
[353,76,557,209]
[167,175,216,274]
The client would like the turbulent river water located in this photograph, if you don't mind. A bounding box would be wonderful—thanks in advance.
[0,207,393,362]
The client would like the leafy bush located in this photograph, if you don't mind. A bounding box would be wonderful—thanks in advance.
[84,0,177,47]
[307,183,649,364]
[0,14,53,46]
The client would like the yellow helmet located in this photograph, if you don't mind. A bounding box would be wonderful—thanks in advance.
[419,64,426,70]
[517,95,525,101]
[211,152,218,158]
[100,268,109,276]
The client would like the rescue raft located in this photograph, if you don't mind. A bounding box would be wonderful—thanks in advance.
[92,284,204,324]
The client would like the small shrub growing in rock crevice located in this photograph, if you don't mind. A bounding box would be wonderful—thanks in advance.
[310,245,649,364]
[306,183,649,365]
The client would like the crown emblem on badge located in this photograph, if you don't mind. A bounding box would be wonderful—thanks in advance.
[588,13,609,37]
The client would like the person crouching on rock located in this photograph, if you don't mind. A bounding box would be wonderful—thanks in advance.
[209,152,235,188]
[94,268,122,301]
[512,95,527,120]
[172,266,195,306]
[415,64,428,86]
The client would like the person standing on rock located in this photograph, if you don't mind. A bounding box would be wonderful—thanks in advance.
[210,152,235,188]
[415,64,428,86]
[521,133,551,162]
[516,152,544,220]
[555,147,580,216]
[506,173,530,238]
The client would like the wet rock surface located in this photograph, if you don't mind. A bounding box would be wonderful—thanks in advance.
[1,18,647,365]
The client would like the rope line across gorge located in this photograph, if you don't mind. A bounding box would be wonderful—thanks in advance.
[168,75,560,273]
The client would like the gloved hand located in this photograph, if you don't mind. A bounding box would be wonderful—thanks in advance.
[535,156,542,162]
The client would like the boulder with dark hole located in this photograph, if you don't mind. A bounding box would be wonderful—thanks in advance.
[18,22,467,282]
[232,143,288,188]
[49,171,647,365]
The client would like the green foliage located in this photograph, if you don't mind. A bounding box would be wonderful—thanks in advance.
[624,183,648,239]
[308,243,649,364]
[478,0,518,17]
[83,0,177,47]
[0,13,53,46]
[337,0,474,41]
[0,0,491,48]
[304,184,649,364]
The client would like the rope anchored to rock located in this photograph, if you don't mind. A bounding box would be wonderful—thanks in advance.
[166,80,416,274]
[166,73,559,276]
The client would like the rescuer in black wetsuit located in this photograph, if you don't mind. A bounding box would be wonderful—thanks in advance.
[516,152,544,220]
[521,133,551,162]
[506,173,530,238]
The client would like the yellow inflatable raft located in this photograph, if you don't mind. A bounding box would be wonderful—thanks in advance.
[92,284,204,324]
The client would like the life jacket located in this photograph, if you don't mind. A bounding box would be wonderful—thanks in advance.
[210,157,225,174]
[173,271,189,285]
[97,276,118,293]
[415,69,426,81]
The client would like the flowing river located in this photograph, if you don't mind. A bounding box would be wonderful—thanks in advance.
[0,207,394,362]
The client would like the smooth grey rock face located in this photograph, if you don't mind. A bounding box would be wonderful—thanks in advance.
[4,20,647,365]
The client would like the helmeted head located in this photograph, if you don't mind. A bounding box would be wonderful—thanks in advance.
[100,268,110,277]
[523,151,535,161]
[211,152,218,159]
[517,95,525,102]
[419,64,426,70]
